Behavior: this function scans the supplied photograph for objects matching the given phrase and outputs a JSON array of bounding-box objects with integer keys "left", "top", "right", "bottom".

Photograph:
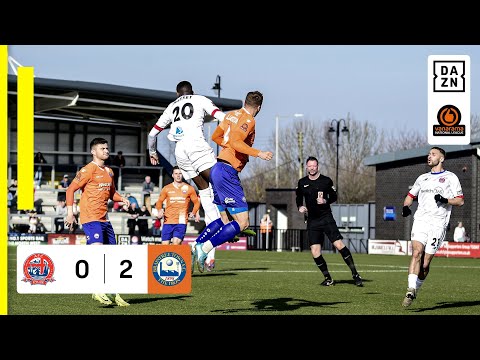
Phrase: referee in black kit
[{"left": 295, "top": 156, "right": 363, "bottom": 287}]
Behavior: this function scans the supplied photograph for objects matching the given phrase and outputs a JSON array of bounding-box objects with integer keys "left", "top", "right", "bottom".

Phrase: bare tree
[
  {"left": 241, "top": 113, "right": 480, "bottom": 204},
  {"left": 382, "top": 128, "right": 428, "bottom": 152}
]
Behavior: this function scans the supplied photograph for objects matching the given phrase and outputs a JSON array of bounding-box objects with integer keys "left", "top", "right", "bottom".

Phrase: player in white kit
[
  {"left": 400, "top": 146, "right": 464, "bottom": 307},
  {"left": 148, "top": 81, "right": 224, "bottom": 271}
]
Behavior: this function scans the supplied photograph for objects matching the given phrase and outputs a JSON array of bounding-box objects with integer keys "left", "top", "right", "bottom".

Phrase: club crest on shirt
[
  {"left": 439, "top": 177, "right": 445, "bottom": 183},
  {"left": 240, "top": 123, "right": 248, "bottom": 132},
  {"left": 181, "top": 185, "right": 189, "bottom": 193}
]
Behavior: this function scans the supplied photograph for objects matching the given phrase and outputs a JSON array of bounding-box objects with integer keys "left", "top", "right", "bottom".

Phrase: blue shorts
[
  {"left": 210, "top": 162, "right": 248, "bottom": 214},
  {"left": 162, "top": 224, "right": 187, "bottom": 241},
  {"left": 83, "top": 221, "right": 116, "bottom": 245}
]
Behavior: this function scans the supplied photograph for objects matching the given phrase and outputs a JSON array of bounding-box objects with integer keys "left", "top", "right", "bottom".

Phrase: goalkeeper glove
[
  {"left": 435, "top": 194, "right": 448, "bottom": 204},
  {"left": 401, "top": 206, "right": 411, "bottom": 217}
]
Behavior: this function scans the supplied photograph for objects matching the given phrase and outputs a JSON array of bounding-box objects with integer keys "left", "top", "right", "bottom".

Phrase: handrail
[{"left": 8, "top": 163, "right": 164, "bottom": 192}]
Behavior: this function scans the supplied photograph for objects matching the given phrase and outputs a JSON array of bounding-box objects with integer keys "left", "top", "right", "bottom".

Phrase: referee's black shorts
[{"left": 307, "top": 216, "right": 343, "bottom": 246}]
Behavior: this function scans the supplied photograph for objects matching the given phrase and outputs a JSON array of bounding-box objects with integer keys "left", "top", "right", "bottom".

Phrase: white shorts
[
  {"left": 174, "top": 139, "right": 216, "bottom": 180},
  {"left": 411, "top": 220, "right": 446, "bottom": 254}
]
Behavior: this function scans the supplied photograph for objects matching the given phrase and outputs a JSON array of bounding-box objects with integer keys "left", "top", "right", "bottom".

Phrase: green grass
[{"left": 8, "top": 247, "right": 480, "bottom": 315}]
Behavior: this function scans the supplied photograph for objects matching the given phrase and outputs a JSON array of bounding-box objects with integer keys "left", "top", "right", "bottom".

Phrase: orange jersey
[
  {"left": 72, "top": 162, "right": 116, "bottom": 224},
  {"left": 156, "top": 182, "right": 200, "bottom": 225},
  {"left": 212, "top": 107, "right": 260, "bottom": 172}
]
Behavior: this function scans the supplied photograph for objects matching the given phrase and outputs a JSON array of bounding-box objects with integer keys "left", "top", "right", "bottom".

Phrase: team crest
[
  {"left": 181, "top": 185, "right": 189, "bottom": 194},
  {"left": 152, "top": 252, "right": 187, "bottom": 286},
  {"left": 439, "top": 177, "right": 445, "bottom": 183},
  {"left": 22, "top": 253, "right": 56, "bottom": 285}
]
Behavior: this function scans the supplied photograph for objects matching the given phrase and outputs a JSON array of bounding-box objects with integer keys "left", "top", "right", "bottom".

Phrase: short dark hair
[
  {"left": 245, "top": 91, "right": 263, "bottom": 107},
  {"left": 90, "top": 137, "right": 108, "bottom": 150},
  {"left": 431, "top": 146, "right": 446, "bottom": 158},
  {"left": 176, "top": 81, "right": 193, "bottom": 96},
  {"left": 172, "top": 165, "right": 180, "bottom": 174},
  {"left": 305, "top": 156, "right": 318, "bottom": 165}
]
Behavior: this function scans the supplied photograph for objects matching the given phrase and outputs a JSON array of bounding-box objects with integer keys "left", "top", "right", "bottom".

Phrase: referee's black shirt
[{"left": 295, "top": 174, "right": 337, "bottom": 220}]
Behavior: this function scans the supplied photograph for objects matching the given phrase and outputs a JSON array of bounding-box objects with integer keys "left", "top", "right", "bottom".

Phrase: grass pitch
[{"left": 8, "top": 247, "right": 480, "bottom": 315}]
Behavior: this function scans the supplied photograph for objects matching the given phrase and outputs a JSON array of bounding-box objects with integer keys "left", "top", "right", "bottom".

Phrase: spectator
[
  {"left": 59, "top": 174, "right": 71, "bottom": 189},
  {"left": 28, "top": 210, "right": 39, "bottom": 233},
  {"left": 126, "top": 193, "right": 139, "bottom": 208},
  {"left": 34, "top": 151, "right": 47, "bottom": 165},
  {"left": 260, "top": 213, "right": 273, "bottom": 248},
  {"left": 9, "top": 179, "right": 17, "bottom": 197},
  {"left": 34, "top": 152, "right": 47, "bottom": 189},
  {"left": 112, "top": 151, "right": 126, "bottom": 168},
  {"left": 7, "top": 187, "right": 13, "bottom": 215},
  {"left": 453, "top": 221, "right": 466, "bottom": 242},
  {"left": 142, "top": 175, "right": 155, "bottom": 215},
  {"left": 125, "top": 202, "right": 140, "bottom": 235},
  {"left": 152, "top": 217, "right": 162, "bottom": 236},
  {"left": 112, "top": 151, "right": 126, "bottom": 189},
  {"left": 137, "top": 204, "right": 151, "bottom": 236},
  {"left": 55, "top": 200, "right": 68, "bottom": 233},
  {"left": 34, "top": 166, "right": 43, "bottom": 189}
]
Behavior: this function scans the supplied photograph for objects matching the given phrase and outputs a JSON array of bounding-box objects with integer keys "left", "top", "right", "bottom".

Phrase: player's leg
[
  {"left": 195, "top": 164, "right": 246, "bottom": 272},
  {"left": 413, "top": 225, "right": 445, "bottom": 300},
  {"left": 162, "top": 225, "right": 174, "bottom": 245},
  {"left": 189, "top": 143, "right": 221, "bottom": 225},
  {"left": 83, "top": 222, "right": 113, "bottom": 305},
  {"left": 308, "top": 221, "right": 334, "bottom": 286},
  {"left": 327, "top": 221, "right": 363, "bottom": 287},
  {"left": 171, "top": 224, "right": 187, "bottom": 245},
  {"left": 402, "top": 221, "right": 428, "bottom": 307},
  {"left": 102, "top": 222, "right": 130, "bottom": 306},
  {"left": 205, "top": 247, "right": 216, "bottom": 271}
]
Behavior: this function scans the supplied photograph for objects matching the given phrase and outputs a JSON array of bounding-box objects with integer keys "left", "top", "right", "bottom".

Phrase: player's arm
[
  {"left": 325, "top": 179, "right": 338, "bottom": 204},
  {"left": 65, "top": 180, "right": 81, "bottom": 230},
  {"left": 203, "top": 96, "right": 226, "bottom": 122},
  {"left": 212, "top": 123, "right": 225, "bottom": 147},
  {"left": 148, "top": 111, "right": 172, "bottom": 165},
  {"left": 189, "top": 189, "right": 201, "bottom": 222},
  {"left": 229, "top": 124, "right": 273, "bottom": 161},
  {"left": 295, "top": 181, "right": 307, "bottom": 213},
  {"left": 155, "top": 188, "right": 167, "bottom": 218}
]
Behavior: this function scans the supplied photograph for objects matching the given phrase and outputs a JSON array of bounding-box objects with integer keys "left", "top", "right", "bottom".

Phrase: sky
[{"left": 8, "top": 45, "right": 480, "bottom": 151}]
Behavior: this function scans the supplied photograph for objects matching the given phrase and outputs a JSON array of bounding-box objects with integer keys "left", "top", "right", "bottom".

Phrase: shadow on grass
[
  {"left": 210, "top": 297, "right": 349, "bottom": 314},
  {"left": 411, "top": 300, "right": 480, "bottom": 313},
  {"left": 124, "top": 295, "right": 192, "bottom": 305},
  {"left": 323, "top": 278, "right": 371, "bottom": 286},
  {"left": 192, "top": 268, "right": 270, "bottom": 277}
]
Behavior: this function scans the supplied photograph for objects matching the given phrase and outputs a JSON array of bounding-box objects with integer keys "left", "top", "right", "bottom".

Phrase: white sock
[
  {"left": 408, "top": 274, "right": 418, "bottom": 289},
  {"left": 206, "top": 247, "right": 216, "bottom": 262},
  {"left": 415, "top": 278, "right": 424, "bottom": 295},
  {"left": 198, "top": 185, "right": 220, "bottom": 225},
  {"left": 202, "top": 240, "right": 214, "bottom": 253}
]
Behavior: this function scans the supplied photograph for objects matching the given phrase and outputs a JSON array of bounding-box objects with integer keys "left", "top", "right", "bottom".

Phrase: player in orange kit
[
  {"left": 156, "top": 166, "right": 201, "bottom": 245},
  {"left": 64, "top": 137, "right": 131, "bottom": 306},
  {"left": 194, "top": 91, "right": 273, "bottom": 272}
]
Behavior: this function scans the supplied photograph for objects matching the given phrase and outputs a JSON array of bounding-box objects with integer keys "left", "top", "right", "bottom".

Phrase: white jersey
[
  {"left": 409, "top": 170, "right": 463, "bottom": 228},
  {"left": 156, "top": 94, "right": 223, "bottom": 142}
]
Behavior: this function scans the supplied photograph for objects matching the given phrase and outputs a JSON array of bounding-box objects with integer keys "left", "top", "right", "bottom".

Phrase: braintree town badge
[
  {"left": 152, "top": 252, "right": 186, "bottom": 286},
  {"left": 22, "top": 253, "right": 55, "bottom": 285}
]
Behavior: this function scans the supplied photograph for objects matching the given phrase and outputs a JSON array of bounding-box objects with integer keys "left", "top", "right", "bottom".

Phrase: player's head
[
  {"left": 244, "top": 91, "right": 263, "bottom": 117},
  {"left": 428, "top": 146, "right": 446, "bottom": 168},
  {"left": 90, "top": 137, "right": 110, "bottom": 162},
  {"left": 172, "top": 165, "right": 183, "bottom": 183},
  {"left": 176, "top": 81, "right": 194, "bottom": 96},
  {"left": 305, "top": 156, "right": 319, "bottom": 176}
]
